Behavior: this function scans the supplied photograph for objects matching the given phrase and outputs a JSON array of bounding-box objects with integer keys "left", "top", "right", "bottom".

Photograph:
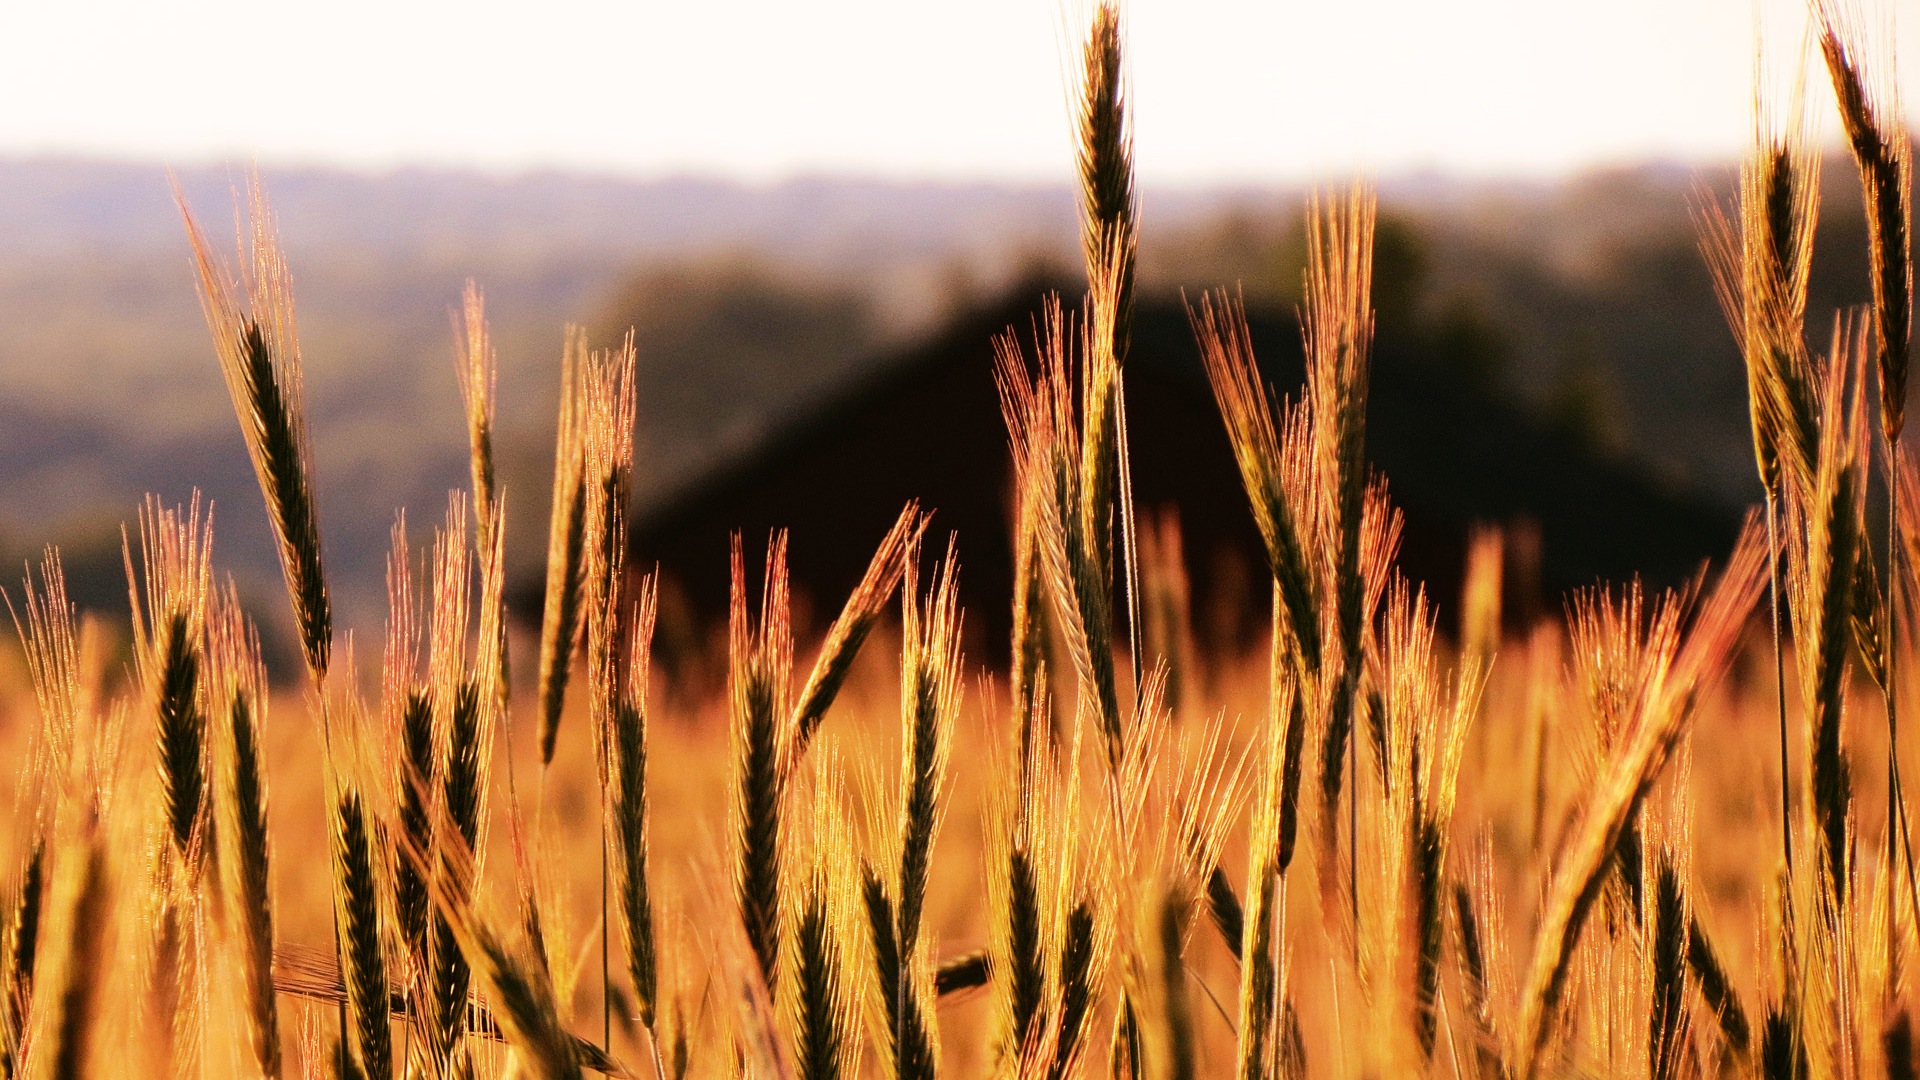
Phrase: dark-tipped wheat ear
[
  {"left": 126, "top": 496, "right": 215, "bottom": 872},
  {"left": 179, "top": 178, "right": 332, "bottom": 685},
  {"left": 456, "top": 280, "right": 511, "bottom": 707},
  {"left": 536, "top": 329, "right": 594, "bottom": 765},
  {"left": 1792, "top": 323, "right": 1869, "bottom": 908},
  {"left": 209, "top": 586, "right": 281, "bottom": 1078},
  {"left": 1699, "top": 93, "right": 1821, "bottom": 888},
  {"left": 0, "top": 838, "right": 44, "bottom": 1080},
  {"left": 788, "top": 504, "right": 924, "bottom": 771},
  {"left": 1817, "top": 0, "right": 1920, "bottom": 944},
  {"left": 731, "top": 534, "right": 793, "bottom": 987},
  {"left": 331, "top": 788, "right": 390, "bottom": 1080},
  {"left": 606, "top": 577, "right": 661, "bottom": 1039}
]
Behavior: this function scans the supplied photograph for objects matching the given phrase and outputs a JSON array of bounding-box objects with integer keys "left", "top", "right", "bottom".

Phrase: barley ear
[
  {"left": 607, "top": 577, "right": 661, "bottom": 1029},
  {"left": 731, "top": 533, "right": 793, "bottom": 987},
  {"left": 789, "top": 503, "right": 924, "bottom": 771},
  {"left": 0, "top": 838, "right": 45, "bottom": 1080},
  {"left": 331, "top": 788, "right": 390, "bottom": 1080},
  {"left": 789, "top": 758, "right": 859, "bottom": 1080},
  {"left": 455, "top": 280, "right": 511, "bottom": 705},
  {"left": 1076, "top": 0, "right": 1135, "bottom": 363},
  {"left": 1817, "top": 0, "right": 1911, "bottom": 442},
  {"left": 126, "top": 495, "right": 215, "bottom": 871},
  {"left": 1189, "top": 292, "right": 1321, "bottom": 676},
  {"left": 1687, "top": 909, "right": 1750, "bottom": 1057},
  {"left": 536, "top": 329, "right": 594, "bottom": 764},
  {"left": 179, "top": 178, "right": 332, "bottom": 683},
  {"left": 208, "top": 586, "right": 281, "bottom": 1078}
]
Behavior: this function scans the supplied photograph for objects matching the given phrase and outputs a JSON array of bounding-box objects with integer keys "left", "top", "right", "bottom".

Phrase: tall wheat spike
[
  {"left": 1788, "top": 319, "right": 1870, "bottom": 909},
  {"left": 1076, "top": 0, "right": 1134, "bottom": 369},
  {"left": 126, "top": 496, "right": 215, "bottom": 871},
  {"left": 1699, "top": 66, "right": 1823, "bottom": 899},
  {"left": 864, "top": 542, "right": 959, "bottom": 1080},
  {"left": 425, "top": 567, "right": 493, "bottom": 1076},
  {"left": 574, "top": 332, "right": 639, "bottom": 1052},
  {"left": 731, "top": 533, "right": 795, "bottom": 987},
  {"left": 207, "top": 584, "right": 281, "bottom": 1078},
  {"left": 1818, "top": 0, "right": 1911, "bottom": 444},
  {"left": 1072, "top": 0, "right": 1143, "bottom": 724},
  {"left": 179, "top": 177, "right": 332, "bottom": 684},
  {"left": 455, "top": 281, "right": 511, "bottom": 708},
  {"left": 894, "top": 542, "right": 960, "bottom": 967},
  {"left": 537, "top": 329, "right": 596, "bottom": 765},
  {"left": 604, "top": 576, "right": 661, "bottom": 1036},
  {"left": 381, "top": 518, "right": 439, "bottom": 1022},
  {"left": 331, "top": 785, "right": 390, "bottom": 1080},
  {"left": 1371, "top": 583, "right": 1480, "bottom": 1071},
  {"left": 1816, "top": 0, "right": 1920, "bottom": 947},
  {"left": 789, "top": 753, "right": 860, "bottom": 1080},
  {"left": 788, "top": 504, "right": 924, "bottom": 772}
]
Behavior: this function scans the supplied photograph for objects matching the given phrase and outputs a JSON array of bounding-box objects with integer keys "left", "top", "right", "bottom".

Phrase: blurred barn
[{"left": 621, "top": 278, "right": 1741, "bottom": 666}]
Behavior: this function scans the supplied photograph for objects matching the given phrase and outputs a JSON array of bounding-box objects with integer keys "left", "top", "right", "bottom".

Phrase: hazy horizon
[{"left": 7, "top": 0, "right": 1915, "bottom": 185}]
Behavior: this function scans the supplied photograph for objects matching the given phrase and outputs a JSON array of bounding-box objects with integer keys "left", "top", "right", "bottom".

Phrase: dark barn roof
[{"left": 625, "top": 280, "right": 1741, "bottom": 660}]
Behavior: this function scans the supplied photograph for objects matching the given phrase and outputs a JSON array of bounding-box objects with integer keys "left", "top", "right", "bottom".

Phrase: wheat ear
[
  {"left": 788, "top": 504, "right": 924, "bottom": 772},
  {"left": 455, "top": 281, "right": 511, "bottom": 708},
  {"left": 179, "top": 177, "right": 332, "bottom": 684},
  {"left": 606, "top": 577, "right": 661, "bottom": 1032},
  {"left": 731, "top": 533, "right": 794, "bottom": 987},
  {"left": 1513, "top": 522, "right": 1765, "bottom": 1075},
  {"left": 207, "top": 585, "right": 281, "bottom": 1078},
  {"left": 126, "top": 496, "right": 215, "bottom": 871},
  {"left": 536, "top": 329, "right": 595, "bottom": 764}
]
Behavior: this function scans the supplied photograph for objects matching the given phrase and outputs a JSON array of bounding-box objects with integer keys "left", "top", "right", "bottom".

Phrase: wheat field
[{"left": 6, "top": 3, "right": 1920, "bottom": 1078}]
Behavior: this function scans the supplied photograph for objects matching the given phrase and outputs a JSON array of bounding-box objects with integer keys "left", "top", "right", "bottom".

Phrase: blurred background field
[{"left": 4, "top": 155, "right": 1900, "bottom": 652}]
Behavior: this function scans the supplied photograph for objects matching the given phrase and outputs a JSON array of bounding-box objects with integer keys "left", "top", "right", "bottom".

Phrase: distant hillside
[
  {"left": 0, "top": 155, "right": 1890, "bottom": 652},
  {"left": 626, "top": 282, "right": 1741, "bottom": 667}
]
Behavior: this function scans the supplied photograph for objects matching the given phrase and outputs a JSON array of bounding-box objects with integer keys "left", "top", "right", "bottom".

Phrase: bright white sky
[{"left": 2, "top": 0, "right": 1914, "bottom": 184}]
